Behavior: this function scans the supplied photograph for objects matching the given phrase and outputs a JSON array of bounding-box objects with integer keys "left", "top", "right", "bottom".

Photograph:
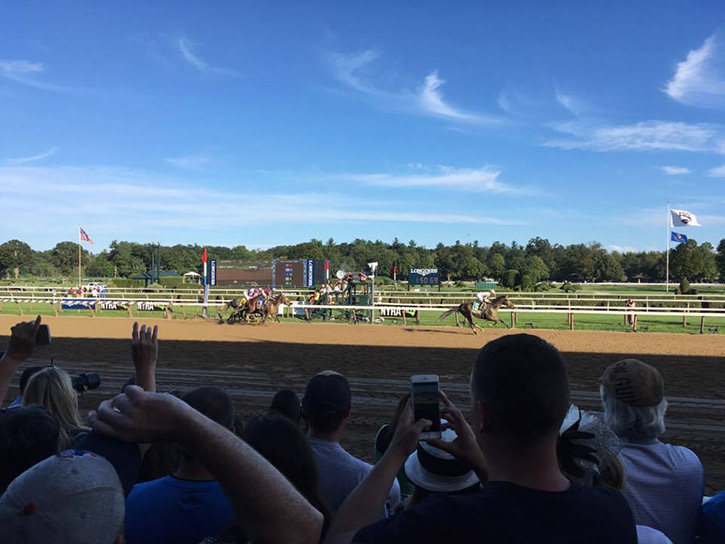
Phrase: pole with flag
[
  {"left": 666, "top": 203, "right": 670, "bottom": 293},
  {"left": 201, "top": 247, "right": 209, "bottom": 318},
  {"left": 78, "top": 227, "right": 94, "bottom": 288},
  {"left": 666, "top": 206, "right": 701, "bottom": 292}
]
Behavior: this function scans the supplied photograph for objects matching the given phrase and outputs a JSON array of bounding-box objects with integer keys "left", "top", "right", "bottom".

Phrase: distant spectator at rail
[
  {"left": 8, "top": 365, "right": 46, "bottom": 408},
  {"left": 22, "top": 366, "right": 89, "bottom": 448},
  {"left": 600, "top": 359, "right": 704, "bottom": 543},
  {"left": 243, "top": 414, "right": 331, "bottom": 538},
  {"left": 0, "top": 404, "right": 61, "bottom": 493},
  {"left": 325, "top": 334, "right": 637, "bottom": 543},
  {"left": 124, "top": 387, "right": 235, "bottom": 544},
  {"left": 374, "top": 393, "right": 415, "bottom": 503},
  {"left": 269, "top": 389, "right": 301, "bottom": 425},
  {"left": 303, "top": 371, "right": 400, "bottom": 517}
]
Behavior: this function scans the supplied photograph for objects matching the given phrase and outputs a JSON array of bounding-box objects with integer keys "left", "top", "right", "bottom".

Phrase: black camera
[{"left": 71, "top": 372, "right": 101, "bottom": 393}]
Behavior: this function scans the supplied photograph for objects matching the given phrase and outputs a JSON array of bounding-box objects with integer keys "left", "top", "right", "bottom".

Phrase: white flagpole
[{"left": 665, "top": 203, "right": 670, "bottom": 293}]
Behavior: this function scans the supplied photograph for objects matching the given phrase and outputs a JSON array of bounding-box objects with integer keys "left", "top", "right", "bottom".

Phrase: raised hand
[
  {"left": 131, "top": 322, "right": 158, "bottom": 392},
  {"left": 6, "top": 315, "right": 42, "bottom": 363},
  {"left": 89, "top": 385, "right": 192, "bottom": 444},
  {"left": 426, "top": 390, "right": 488, "bottom": 480},
  {"left": 387, "top": 398, "right": 432, "bottom": 461}
]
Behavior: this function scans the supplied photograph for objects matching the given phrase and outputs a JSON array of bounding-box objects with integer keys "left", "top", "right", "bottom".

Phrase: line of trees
[{"left": 1, "top": 237, "right": 724, "bottom": 285}]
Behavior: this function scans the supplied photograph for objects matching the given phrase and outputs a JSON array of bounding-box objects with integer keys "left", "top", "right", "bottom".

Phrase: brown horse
[
  {"left": 261, "top": 293, "right": 291, "bottom": 323},
  {"left": 437, "top": 295, "right": 515, "bottom": 334}
]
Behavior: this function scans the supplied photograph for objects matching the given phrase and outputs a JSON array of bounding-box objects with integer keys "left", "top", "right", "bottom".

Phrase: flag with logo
[
  {"left": 79, "top": 227, "right": 94, "bottom": 245},
  {"left": 671, "top": 231, "right": 688, "bottom": 244},
  {"left": 670, "top": 209, "right": 701, "bottom": 227}
]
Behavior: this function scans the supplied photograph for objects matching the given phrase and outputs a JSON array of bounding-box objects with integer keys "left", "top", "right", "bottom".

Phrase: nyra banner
[
  {"left": 136, "top": 301, "right": 169, "bottom": 312},
  {"left": 61, "top": 299, "right": 97, "bottom": 310}
]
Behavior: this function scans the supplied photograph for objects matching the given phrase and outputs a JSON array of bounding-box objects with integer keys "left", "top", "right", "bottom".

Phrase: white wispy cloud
[
  {"left": 0, "top": 59, "right": 63, "bottom": 91},
  {"left": 5, "top": 146, "right": 57, "bottom": 165},
  {"left": 546, "top": 120, "right": 720, "bottom": 152},
  {"left": 344, "top": 166, "right": 527, "bottom": 194},
  {"left": 0, "top": 165, "right": 524, "bottom": 241},
  {"left": 555, "top": 91, "right": 587, "bottom": 116},
  {"left": 708, "top": 165, "right": 725, "bottom": 177},
  {"left": 665, "top": 35, "right": 725, "bottom": 107},
  {"left": 326, "top": 49, "right": 501, "bottom": 124},
  {"left": 659, "top": 165, "right": 691, "bottom": 175},
  {"left": 164, "top": 154, "right": 210, "bottom": 171},
  {"left": 176, "top": 38, "right": 238, "bottom": 76}
]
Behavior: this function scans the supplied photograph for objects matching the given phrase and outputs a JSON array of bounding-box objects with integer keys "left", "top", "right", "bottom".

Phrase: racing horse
[
  {"left": 217, "top": 296, "right": 247, "bottom": 323},
  {"left": 436, "top": 295, "right": 516, "bottom": 335},
  {"left": 261, "top": 293, "right": 291, "bottom": 323}
]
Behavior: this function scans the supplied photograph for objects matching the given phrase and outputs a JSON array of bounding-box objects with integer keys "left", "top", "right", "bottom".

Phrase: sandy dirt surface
[{"left": 2, "top": 315, "right": 725, "bottom": 493}]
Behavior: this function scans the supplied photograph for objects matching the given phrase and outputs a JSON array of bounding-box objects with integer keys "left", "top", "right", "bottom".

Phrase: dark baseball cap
[
  {"left": 302, "top": 371, "right": 351, "bottom": 415},
  {"left": 600, "top": 359, "right": 665, "bottom": 407}
]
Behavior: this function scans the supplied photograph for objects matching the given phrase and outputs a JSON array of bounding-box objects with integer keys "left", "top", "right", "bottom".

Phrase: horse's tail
[{"left": 437, "top": 307, "right": 458, "bottom": 322}]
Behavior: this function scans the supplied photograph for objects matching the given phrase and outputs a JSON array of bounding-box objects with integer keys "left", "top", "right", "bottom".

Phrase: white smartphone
[{"left": 410, "top": 374, "right": 442, "bottom": 440}]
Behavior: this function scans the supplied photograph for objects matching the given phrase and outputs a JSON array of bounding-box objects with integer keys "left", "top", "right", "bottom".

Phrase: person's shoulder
[
  {"left": 127, "top": 476, "right": 171, "bottom": 501},
  {"left": 354, "top": 494, "right": 465, "bottom": 543}
]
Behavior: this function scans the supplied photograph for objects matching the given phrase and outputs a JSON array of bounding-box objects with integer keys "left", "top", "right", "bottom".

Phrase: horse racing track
[{"left": 2, "top": 315, "right": 725, "bottom": 494}]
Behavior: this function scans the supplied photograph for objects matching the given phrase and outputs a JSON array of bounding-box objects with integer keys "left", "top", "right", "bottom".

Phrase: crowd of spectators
[{"left": 0, "top": 315, "right": 723, "bottom": 543}]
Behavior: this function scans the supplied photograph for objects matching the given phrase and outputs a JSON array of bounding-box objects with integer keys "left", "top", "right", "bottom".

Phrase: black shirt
[{"left": 354, "top": 481, "right": 637, "bottom": 543}]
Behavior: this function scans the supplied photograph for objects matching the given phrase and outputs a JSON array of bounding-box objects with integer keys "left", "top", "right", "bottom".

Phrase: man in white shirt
[{"left": 600, "top": 359, "right": 704, "bottom": 544}]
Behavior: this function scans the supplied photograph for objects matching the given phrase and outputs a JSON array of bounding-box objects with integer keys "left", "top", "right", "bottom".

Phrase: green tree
[
  {"left": 717, "top": 239, "right": 725, "bottom": 281},
  {"left": 87, "top": 253, "right": 115, "bottom": 277},
  {"left": 487, "top": 253, "right": 506, "bottom": 280},
  {"left": 670, "top": 239, "right": 717, "bottom": 281},
  {"left": 501, "top": 269, "right": 519, "bottom": 288},
  {"left": 50, "top": 241, "right": 90, "bottom": 276},
  {"left": 0, "top": 240, "right": 34, "bottom": 279},
  {"left": 521, "top": 256, "right": 549, "bottom": 283}
]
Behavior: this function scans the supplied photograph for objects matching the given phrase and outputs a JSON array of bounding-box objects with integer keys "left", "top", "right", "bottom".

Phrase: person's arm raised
[
  {"left": 130, "top": 322, "right": 158, "bottom": 392},
  {"left": 426, "top": 390, "right": 488, "bottom": 482},
  {"left": 0, "top": 316, "right": 41, "bottom": 407},
  {"left": 324, "top": 400, "right": 430, "bottom": 544},
  {"left": 89, "top": 386, "right": 322, "bottom": 544}
]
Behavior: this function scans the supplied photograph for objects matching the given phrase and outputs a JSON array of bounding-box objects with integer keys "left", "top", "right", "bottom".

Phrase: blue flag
[{"left": 671, "top": 231, "right": 688, "bottom": 244}]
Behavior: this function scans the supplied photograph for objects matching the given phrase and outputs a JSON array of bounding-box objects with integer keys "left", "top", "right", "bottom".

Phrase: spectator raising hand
[
  {"left": 0, "top": 315, "right": 42, "bottom": 407},
  {"left": 89, "top": 386, "right": 324, "bottom": 544},
  {"left": 131, "top": 322, "right": 158, "bottom": 392}
]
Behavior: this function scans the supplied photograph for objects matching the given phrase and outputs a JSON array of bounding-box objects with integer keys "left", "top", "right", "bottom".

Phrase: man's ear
[{"left": 476, "top": 400, "right": 495, "bottom": 434}]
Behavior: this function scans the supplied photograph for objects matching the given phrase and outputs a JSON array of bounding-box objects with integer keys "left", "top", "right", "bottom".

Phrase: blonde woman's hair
[{"left": 23, "top": 366, "right": 87, "bottom": 448}]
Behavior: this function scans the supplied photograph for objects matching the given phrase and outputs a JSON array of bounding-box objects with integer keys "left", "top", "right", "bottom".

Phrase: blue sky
[{"left": 2, "top": 1, "right": 725, "bottom": 252}]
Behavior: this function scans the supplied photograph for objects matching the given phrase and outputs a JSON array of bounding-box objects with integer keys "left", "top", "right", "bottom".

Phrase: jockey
[{"left": 476, "top": 289, "right": 496, "bottom": 307}]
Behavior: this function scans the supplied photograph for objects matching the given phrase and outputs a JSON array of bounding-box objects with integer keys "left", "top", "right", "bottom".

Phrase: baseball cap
[
  {"left": 404, "top": 426, "right": 480, "bottom": 493},
  {"left": 0, "top": 450, "right": 125, "bottom": 544},
  {"left": 302, "top": 371, "right": 351, "bottom": 414},
  {"left": 600, "top": 359, "right": 665, "bottom": 407}
]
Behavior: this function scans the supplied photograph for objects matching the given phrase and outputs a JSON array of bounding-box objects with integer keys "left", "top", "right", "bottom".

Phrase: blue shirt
[
  {"left": 124, "top": 476, "right": 233, "bottom": 544},
  {"left": 701, "top": 492, "right": 725, "bottom": 543}
]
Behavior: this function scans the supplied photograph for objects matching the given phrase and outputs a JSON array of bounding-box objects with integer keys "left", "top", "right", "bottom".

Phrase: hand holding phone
[{"left": 411, "top": 374, "right": 441, "bottom": 440}]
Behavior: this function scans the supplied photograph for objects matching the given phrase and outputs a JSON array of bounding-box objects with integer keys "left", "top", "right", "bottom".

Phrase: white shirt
[{"left": 620, "top": 439, "right": 704, "bottom": 544}]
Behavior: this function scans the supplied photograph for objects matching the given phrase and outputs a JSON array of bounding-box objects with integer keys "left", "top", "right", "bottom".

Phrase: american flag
[{"left": 79, "top": 227, "right": 94, "bottom": 245}]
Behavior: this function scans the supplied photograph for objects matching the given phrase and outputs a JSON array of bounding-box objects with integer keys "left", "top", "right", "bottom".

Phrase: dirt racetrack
[{"left": 2, "top": 315, "right": 725, "bottom": 493}]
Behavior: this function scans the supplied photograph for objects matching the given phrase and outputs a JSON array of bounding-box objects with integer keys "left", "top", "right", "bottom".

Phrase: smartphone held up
[{"left": 410, "top": 374, "right": 441, "bottom": 440}]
